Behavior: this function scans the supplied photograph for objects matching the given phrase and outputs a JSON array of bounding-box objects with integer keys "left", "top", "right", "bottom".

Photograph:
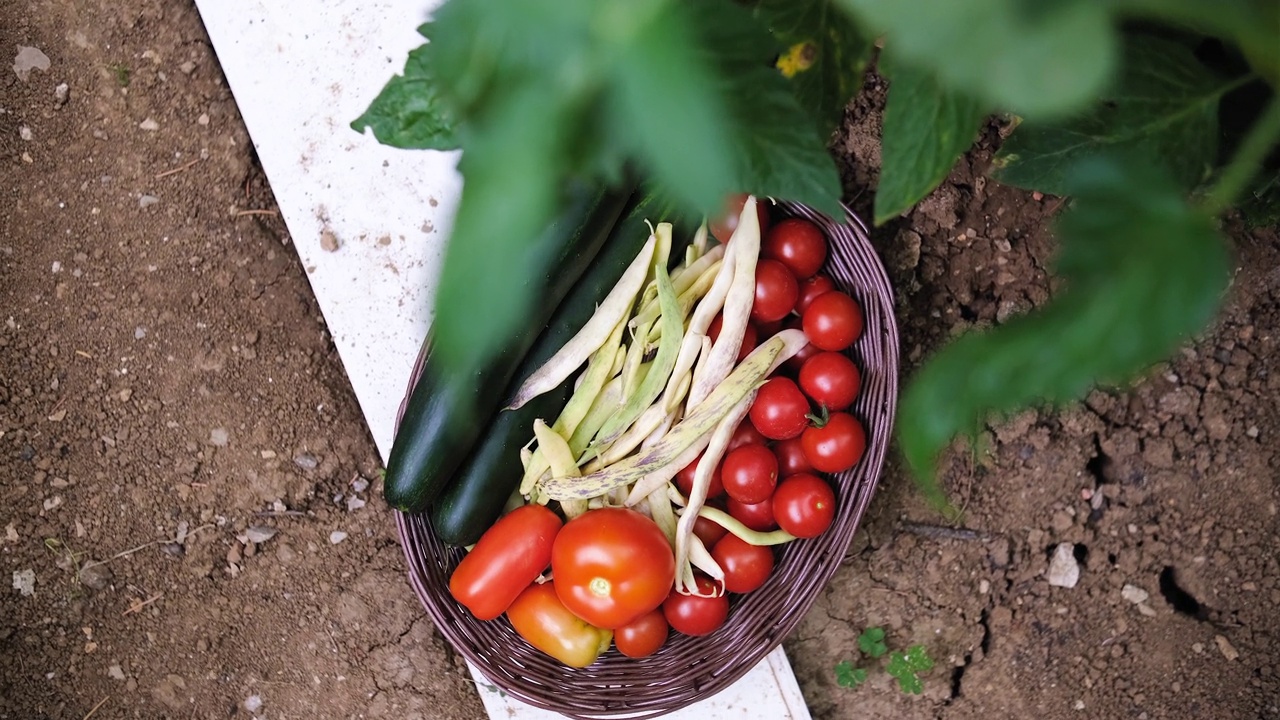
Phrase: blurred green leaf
[
  {"left": 857, "top": 626, "right": 888, "bottom": 658},
  {"left": 834, "top": 661, "right": 868, "bottom": 688},
  {"left": 993, "top": 35, "right": 1240, "bottom": 196},
  {"left": 349, "top": 44, "right": 459, "bottom": 150},
  {"left": 835, "top": 0, "right": 1117, "bottom": 117},
  {"left": 695, "top": 0, "right": 844, "bottom": 214},
  {"left": 753, "top": 0, "right": 873, "bottom": 136},
  {"left": 1116, "top": 0, "right": 1280, "bottom": 87},
  {"left": 898, "top": 156, "right": 1231, "bottom": 501},
  {"left": 609, "top": 1, "right": 735, "bottom": 213},
  {"left": 875, "top": 59, "right": 987, "bottom": 224}
]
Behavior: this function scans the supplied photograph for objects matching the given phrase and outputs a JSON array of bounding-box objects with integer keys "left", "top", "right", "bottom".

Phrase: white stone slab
[{"left": 193, "top": 1, "right": 812, "bottom": 717}]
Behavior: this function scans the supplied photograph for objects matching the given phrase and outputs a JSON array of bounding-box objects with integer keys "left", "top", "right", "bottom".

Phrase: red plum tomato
[{"left": 448, "top": 504, "right": 562, "bottom": 621}]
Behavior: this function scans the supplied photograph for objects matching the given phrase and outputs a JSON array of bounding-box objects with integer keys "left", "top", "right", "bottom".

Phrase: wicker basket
[{"left": 394, "top": 199, "right": 899, "bottom": 719}]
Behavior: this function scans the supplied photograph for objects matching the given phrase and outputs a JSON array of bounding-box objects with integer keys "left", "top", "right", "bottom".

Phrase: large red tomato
[{"left": 552, "top": 508, "right": 676, "bottom": 629}]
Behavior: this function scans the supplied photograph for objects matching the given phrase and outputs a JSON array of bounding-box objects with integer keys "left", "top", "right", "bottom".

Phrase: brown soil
[{"left": 2, "top": 3, "right": 1277, "bottom": 720}]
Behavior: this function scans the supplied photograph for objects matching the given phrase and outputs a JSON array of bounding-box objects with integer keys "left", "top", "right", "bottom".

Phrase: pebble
[
  {"left": 12, "top": 569, "right": 36, "bottom": 597},
  {"left": 180, "top": 60, "right": 197, "bottom": 75},
  {"left": 13, "top": 46, "right": 51, "bottom": 81},
  {"left": 320, "top": 229, "right": 341, "bottom": 252},
  {"left": 1046, "top": 543, "right": 1080, "bottom": 588},
  {"left": 198, "top": 113, "right": 209, "bottom": 126},
  {"left": 1073, "top": 700, "right": 1085, "bottom": 710},
  {"left": 244, "top": 695, "right": 263, "bottom": 712},
  {"left": 1247, "top": 425, "right": 1259, "bottom": 438},
  {"left": 979, "top": 579, "right": 990, "bottom": 594},
  {"left": 209, "top": 428, "right": 230, "bottom": 447},
  {"left": 79, "top": 563, "right": 112, "bottom": 591},
  {"left": 351, "top": 478, "right": 369, "bottom": 493},
  {"left": 1215, "top": 635, "right": 1239, "bottom": 661},
  {"left": 134, "top": 326, "right": 147, "bottom": 339},
  {"left": 54, "top": 82, "right": 69, "bottom": 107},
  {"left": 138, "top": 194, "right": 160, "bottom": 208},
  {"left": 1192, "top": 642, "right": 1204, "bottom": 654},
  {"left": 139, "top": 118, "right": 160, "bottom": 131},
  {"left": 108, "top": 664, "right": 126, "bottom": 680},
  {"left": 345, "top": 496, "right": 366, "bottom": 512},
  {"left": 1121, "top": 584, "right": 1149, "bottom": 604},
  {"left": 19, "top": 126, "right": 32, "bottom": 141},
  {"left": 244, "top": 526, "right": 278, "bottom": 544},
  {"left": 293, "top": 453, "right": 319, "bottom": 470},
  {"left": 329, "top": 530, "right": 348, "bottom": 545},
  {"left": 1137, "top": 603, "right": 1157, "bottom": 617}
]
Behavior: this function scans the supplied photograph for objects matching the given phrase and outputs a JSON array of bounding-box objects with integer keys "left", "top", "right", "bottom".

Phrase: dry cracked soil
[{"left": 2, "top": 2, "right": 1278, "bottom": 719}]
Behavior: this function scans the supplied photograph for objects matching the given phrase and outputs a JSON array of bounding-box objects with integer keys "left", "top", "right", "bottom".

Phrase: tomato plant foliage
[{"left": 355, "top": 0, "right": 1280, "bottom": 505}]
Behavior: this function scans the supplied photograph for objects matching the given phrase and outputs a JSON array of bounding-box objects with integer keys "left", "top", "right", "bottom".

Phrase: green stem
[{"left": 1203, "top": 93, "right": 1280, "bottom": 216}]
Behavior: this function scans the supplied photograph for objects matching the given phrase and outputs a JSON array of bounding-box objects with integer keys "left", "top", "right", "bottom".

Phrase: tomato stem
[{"left": 805, "top": 403, "right": 830, "bottom": 429}]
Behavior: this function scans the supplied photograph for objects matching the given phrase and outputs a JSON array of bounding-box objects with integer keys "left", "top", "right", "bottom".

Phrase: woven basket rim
[{"left": 394, "top": 198, "right": 900, "bottom": 719}]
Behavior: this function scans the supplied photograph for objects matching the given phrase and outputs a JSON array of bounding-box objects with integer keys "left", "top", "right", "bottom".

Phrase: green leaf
[
  {"left": 609, "top": 1, "right": 735, "bottom": 213},
  {"left": 886, "top": 652, "right": 925, "bottom": 694},
  {"left": 834, "top": 661, "right": 868, "bottom": 688},
  {"left": 694, "top": 0, "right": 844, "bottom": 214},
  {"left": 874, "top": 58, "right": 987, "bottom": 224},
  {"left": 835, "top": 0, "right": 1116, "bottom": 118},
  {"left": 903, "top": 645, "right": 935, "bottom": 672},
  {"left": 753, "top": 0, "right": 873, "bottom": 136},
  {"left": 857, "top": 626, "right": 888, "bottom": 658},
  {"left": 898, "top": 156, "right": 1231, "bottom": 500},
  {"left": 429, "top": 81, "right": 571, "bottom": 376},
  {"left": 349, "top": 43, "right": 459, "bottom": 150},
  {"left": 993, "top": 35, "right": 1239, "bottom": 196}
]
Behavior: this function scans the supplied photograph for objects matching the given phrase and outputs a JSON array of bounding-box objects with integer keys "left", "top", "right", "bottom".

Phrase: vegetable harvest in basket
[{"left": 409, "top": 195, "right": 872, "bottom": 667}]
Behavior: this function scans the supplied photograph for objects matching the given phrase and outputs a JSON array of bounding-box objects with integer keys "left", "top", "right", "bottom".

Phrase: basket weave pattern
[{"left": 394, "top": 200, "right": 899, "bottom": 719}]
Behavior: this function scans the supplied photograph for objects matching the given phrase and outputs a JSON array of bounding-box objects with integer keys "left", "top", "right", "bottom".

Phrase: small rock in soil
[
  {"left": 351, "top": 477, "right": 369, "bottom": 493},
  {"left": 139, "top": 118, "right": 160, "bottom": 131},
  {"left": 1046, "top": 543, "right": 1080, "bottom": 588},
  {"left": 78, "top": 563, "right": 112, "bottom": 591},
  {"left": 244, "top": 695, "right": 263, "bottom": 712},
  {"left": 12, "top": 569, "right": 36, "bottom": 597},
  {"left": 13, "top": 46, "right": 51, "bottom": 81},
  {"left": 244, "top": 525, "right": 277, "bottom": 544},
  {"left": 138, "top": 194, "right": 160, "bottom": 208},
  {"left": 209, "top": 427, "right": 230, "bottom": 447},
  {"left": 1121, "top": 584, "right": 1150, "bottom": 604},
  {"left": 329, "top": 530, "right": 348, "bottom": 545},
  {"left": 53, "top": 82, "right": 68, "bottom": 107},
  {"left": 293, "top": 453, "right": 318, "bottom": 470},
  {"left": 19, "top": 126, "right": 32, "bottom": 141},
  {"left": 320, "top": 228, "right": 341, "bottom": 252},
  {"left": 1215, "top": 635, "right": 1240, "bottom": 661},
  {"left": 160, "top": 543, "right": 184, "bottom": 557},
  {"left": 108, "top": 664, "right": 126, "bottom": 680}
]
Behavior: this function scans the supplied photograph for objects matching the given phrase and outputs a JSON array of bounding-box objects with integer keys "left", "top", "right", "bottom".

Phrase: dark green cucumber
[
  {"left": 430, "top": 191, "right": 693, "bottom": 545},
  {"left": 384, "top": 182, "right": 635, "bottom": 513}
]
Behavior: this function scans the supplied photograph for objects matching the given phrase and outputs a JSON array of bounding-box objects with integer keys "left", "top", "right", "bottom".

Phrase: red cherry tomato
[
  {"left": 802, "top": 291, "right": 864, "bottom": 352},
  {"left": 800, "top": 412, "right": 867, "bottom": 474},
  {"left": 449, "top": 504, "right": 562, "bottom": 620},
  {"left": 762, "top": 218, "right": 827, "bottom": 280},
  {"left": 708, "top": 312, "right": 758, "bottom": 362},
  {"left": 751, "top": 260, "right": 799, "bottom": 324},
  {"left": 662, "top": 576, "right": 729, "bottom": 636},
  {"left": 748, "top": 377, "right": 811, "bottom": 440},
  {"left": 675, "top": 452, "right": 724, "bottom": 500},
  {"left": 772, "top": 436, "right": 815, "bottom": 477},
  {"left": 507, "top": 581, "right": 613, "bottom": 668},
  {"left": 720, "top": 444, "right": 778, "bottom": 505},
  {"left": 708, "top": 194, "right": 771, "bottom": 244},
  {"left": 728, "top": 420, "right": 770, "bottom": 452},
  {"left": 795, "top": 274, "right": 836, "bottom": 315},
  {"left": 711, "top": 534, "right": 775, "bottom": 594},
  {"left": 798, "top": 352, "right": 862, "bottom": 411},
  {"left": 613, "top": 608, "right": 669, "bottom": 658},
  {"left": 692, "top": 513, "right": 729, "bottom": 549},
  {"left": 552, "top": 508, "right": 676, "bottom": 629},
  {"left": 772, "top": 473, "right": 836, "bottom": 538},
  {"left": 727, "top": 495, "right": 777, "bottom": 531}
]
